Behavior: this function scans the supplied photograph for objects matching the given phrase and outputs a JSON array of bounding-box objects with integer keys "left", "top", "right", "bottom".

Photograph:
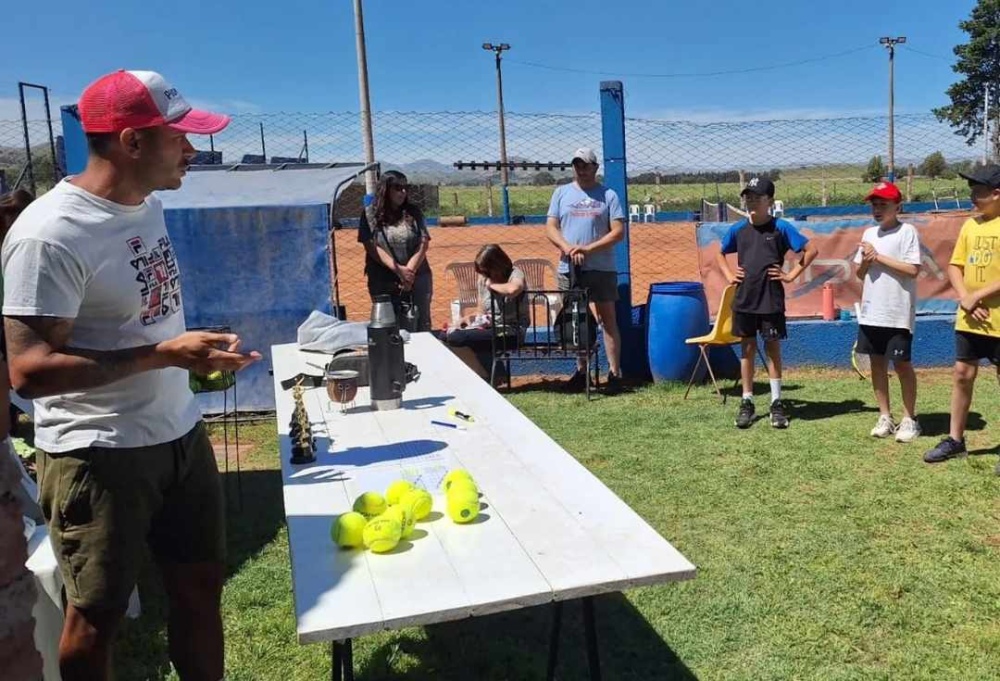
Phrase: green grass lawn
[
  {"left": 114, "top": 369, "right": 1000, "bottom": 680},
  {"left": 435, "top": 176, "right": 968, "bottom": 217}
]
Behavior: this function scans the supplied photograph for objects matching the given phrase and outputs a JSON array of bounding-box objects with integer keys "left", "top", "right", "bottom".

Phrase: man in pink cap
[{"left": 2, "top": 70, "right": 259, "bottom": 680}]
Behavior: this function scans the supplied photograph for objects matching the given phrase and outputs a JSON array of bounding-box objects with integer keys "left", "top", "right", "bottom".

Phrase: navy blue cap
[
  {"left": 959, "top": 164, "right": 1000, "bottom": 189},
  {"left": 740, "top": 177, "right": 775, "bottom": 198}
]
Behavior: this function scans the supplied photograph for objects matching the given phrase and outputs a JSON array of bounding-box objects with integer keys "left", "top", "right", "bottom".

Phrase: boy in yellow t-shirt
[{"left": 924, "top": 165, "right": 1000, "bottom": 471}]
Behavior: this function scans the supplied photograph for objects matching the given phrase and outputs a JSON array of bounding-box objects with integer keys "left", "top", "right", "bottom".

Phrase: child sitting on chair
[{"left": 445, "top": 244, "right": 528, "bottom": 382}]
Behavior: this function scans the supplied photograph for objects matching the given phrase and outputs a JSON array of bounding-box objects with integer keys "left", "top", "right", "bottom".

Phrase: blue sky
[{"left": 1, "top": 0, "right": 975, "bottom": 121}]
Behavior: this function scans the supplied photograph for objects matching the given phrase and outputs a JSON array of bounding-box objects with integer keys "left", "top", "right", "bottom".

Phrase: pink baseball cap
[
  {"left": 78, "top": 70, "right": 230, "bottom": 135},
  {"left": 865, "top": 181, "right": 903, "bottom": 202}
]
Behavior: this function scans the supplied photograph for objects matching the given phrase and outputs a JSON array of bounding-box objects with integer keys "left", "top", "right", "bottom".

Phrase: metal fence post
[
  {"left": 599, "top": 81, "right": 645, "bottom": 379},
  {"left": 60, "top": 105, "right": 88, "bottom": 176}
]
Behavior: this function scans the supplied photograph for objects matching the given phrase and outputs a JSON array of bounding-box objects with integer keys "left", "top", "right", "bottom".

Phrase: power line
[
  {"left": 505, "top": 44, "right": 877, "bottom": 79},
  {"left": 899, "top": 45, "right": 955, "bottom": 62}
]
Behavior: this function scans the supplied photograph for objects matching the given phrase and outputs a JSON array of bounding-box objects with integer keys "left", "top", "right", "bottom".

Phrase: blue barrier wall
[
  {"left": 775, "top": 315, "right": 956, "bottom": 368},
  {"left": 165, "top": 205, "right": 332, "bottom": 412}
]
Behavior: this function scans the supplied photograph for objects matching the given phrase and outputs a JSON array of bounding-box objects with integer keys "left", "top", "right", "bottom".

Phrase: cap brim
[
  {"left": 167, "top": 109, "right": 230, "bottom": 135},
  {"left": 740, "top": 188, "right": 768, "bottom": 197},
  {"left": 865, "top": 191, "right": 901, "bottom": 202}
]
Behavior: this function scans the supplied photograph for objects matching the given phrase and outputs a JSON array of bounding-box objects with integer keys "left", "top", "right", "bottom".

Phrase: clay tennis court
[{"left": 332, "top": 221, "right": 701, "bottom": 326}]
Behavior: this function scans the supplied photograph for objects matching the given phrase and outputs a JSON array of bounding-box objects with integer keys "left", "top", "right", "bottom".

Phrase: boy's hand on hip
[
  {"left": 767, "top": 265, "right": 793, "bottom": 283},
  {"left": 728, "top": 266, "right": 745, "bottom": 285}
]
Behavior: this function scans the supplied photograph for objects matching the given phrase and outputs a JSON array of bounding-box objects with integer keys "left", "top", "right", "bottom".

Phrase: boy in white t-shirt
[{"left": 853, "top": 181, "right": 923, "bottom": 442}]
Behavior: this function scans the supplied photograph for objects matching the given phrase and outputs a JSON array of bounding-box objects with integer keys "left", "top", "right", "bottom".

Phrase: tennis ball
[
  {"left": 330, "top": 512, "right": 368, "bottom": 549},
  {"left": 446, "top": 478, "right": 479, "bottom": 498},
  {"left": 363, "top": 516, "right": 402, "bottom": 553},
  {"left": 401, "top": 488, "right": 433, "bottom": 521},
  {"left": 385, "top": 504, "right": 416, "bottom": 539},
  {"left": 441, "top": 469, "right": 475, "bottom": 493},
  {"left": 385, "top": 479, "right": 415, "bottom": 506},
  {"left": 353, "top": 492, "right": 387, "bottom": 519},
  {"left": 446, "top": 489, "right": 480, "bottom": 524}
]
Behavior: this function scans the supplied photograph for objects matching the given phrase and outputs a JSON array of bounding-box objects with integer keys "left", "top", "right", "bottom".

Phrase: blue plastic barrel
[{"left": 646, "top": 282, "right": 710, "bottom": 383}]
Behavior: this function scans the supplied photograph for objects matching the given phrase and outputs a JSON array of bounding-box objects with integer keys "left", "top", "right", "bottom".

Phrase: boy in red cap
[
  {"left": 854, "top": 181, "right": 922, "bottom": 442},
  {"left": 924, "top": 164, "right": 1000, "bottom": 471}
]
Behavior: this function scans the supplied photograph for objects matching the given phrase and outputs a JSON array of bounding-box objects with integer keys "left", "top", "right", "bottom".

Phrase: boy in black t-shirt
[{"left": 716, "top": 178, "right": 817, "bottom": 428}]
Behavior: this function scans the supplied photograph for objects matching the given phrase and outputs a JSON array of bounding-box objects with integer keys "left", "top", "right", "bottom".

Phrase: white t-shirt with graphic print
[
  {"left": 853, "top": 221, "right": 922, "bottom": 332},
  {"left": 2, "top": 179, "right": 200, "bottom": 453}
]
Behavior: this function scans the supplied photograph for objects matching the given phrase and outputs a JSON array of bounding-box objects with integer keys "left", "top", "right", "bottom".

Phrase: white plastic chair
[
  {"left": 628, "top": 204, "right": 641, "bottom": 222},
  {"left": 772, "top": 200, "right": 785, "bottom": 218},
  {"left": 643, "top": 204, "right": 656, "bottom": 222}
]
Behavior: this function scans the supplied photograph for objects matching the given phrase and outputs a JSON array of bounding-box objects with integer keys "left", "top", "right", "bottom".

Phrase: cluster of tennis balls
[{"left": 330, "top": 469, "right": 482, "bottom": 554}]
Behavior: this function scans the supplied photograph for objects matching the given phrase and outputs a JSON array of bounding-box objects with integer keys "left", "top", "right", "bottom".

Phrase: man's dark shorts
[
  {"left": 857, "top": 325, "right": 913, "bottom": 362},
  {"left": 557, "top": 270, "right": 619, "bottom": 303},
  {"left": 733, "top": 311, "right": 787, "bottom": 341},
  {"left": 37, "top": 421, "right": 224, "bottom": 610}
]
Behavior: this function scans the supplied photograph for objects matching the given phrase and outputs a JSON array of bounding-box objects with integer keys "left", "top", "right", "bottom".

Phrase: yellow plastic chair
[{"left": 683, "top": 284, "right": 741, "bottom": 402}]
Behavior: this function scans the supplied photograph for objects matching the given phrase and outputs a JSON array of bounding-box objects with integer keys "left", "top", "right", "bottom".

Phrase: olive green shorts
[{"left": 37, "top": 422, "right": 225, "bottom": 611}]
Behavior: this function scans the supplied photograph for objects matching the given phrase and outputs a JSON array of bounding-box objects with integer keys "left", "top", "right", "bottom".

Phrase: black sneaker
[
  {"left": 923, "top": 437, "right": 967, "bottom": 463},
  {"left": 565, "top": 369, "right": 586, "bottom": 393},
  {"left": 735, "top": 398, "right": 755, "bottom": 429},
  {"left": 604, "top": 372, "right": 622, "bottom": 395},
  {"left": 770, "top": 399, "right": 789, "bottom": 429}
]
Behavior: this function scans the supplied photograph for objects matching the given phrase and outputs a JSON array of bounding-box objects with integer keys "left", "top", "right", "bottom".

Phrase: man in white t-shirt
[
  {"left": 853, "top": 181, "right": 922, "bottom": 443},
  {"left": 2, "top": 70, "right": 260, "bottom": 681}
]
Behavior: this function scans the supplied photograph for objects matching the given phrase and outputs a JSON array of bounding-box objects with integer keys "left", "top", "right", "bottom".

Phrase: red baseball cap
[
  {"left": 78, "top": 70, "right": 230, "bottom": 135},
  {"left": 865, "top": 181, "right": 902, "bottom": 203}
]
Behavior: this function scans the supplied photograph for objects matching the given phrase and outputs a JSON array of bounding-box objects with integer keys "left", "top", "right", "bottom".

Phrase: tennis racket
[{"left": 850, "top": 303, "right": 870, "bottom": 380}]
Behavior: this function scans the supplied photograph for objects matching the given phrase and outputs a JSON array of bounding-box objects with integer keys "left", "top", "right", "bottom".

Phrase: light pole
[
  {"left": 879, "top": 36, "right": 906, "bottom": 182},
  {"left": 354, "top": 0, "right": 377, "bottom": 196},
  {"left": 483, "top": 42, "right": 511, "bottom": 224}
]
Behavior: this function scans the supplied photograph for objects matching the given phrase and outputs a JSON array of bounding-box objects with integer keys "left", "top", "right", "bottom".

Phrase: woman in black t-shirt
[{"left": 357, "top": 171, "right": 433, "bottom": 331}]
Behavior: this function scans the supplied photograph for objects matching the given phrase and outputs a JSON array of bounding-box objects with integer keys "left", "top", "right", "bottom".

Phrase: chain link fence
[{"left": 0, "top": 109, "right": 978, "bottom": 324}]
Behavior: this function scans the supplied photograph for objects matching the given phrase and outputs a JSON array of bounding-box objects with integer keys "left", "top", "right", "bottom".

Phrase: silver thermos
[{"left": 368, "top": 295, "right": 406, "bottom": 410}]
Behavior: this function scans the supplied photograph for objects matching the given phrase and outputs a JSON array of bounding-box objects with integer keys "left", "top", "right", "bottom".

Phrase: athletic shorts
[
  {"left": 733, "top": 312, "right": 787, "bottom": 341},
  {"left": 557, "top": 270, "right": 619, "bottom": 303},
  {"left": 37, "top": 422, "right": 224, "bottom": 610},
  {"left": 955, "top": 330, "right": 1000, "bottom": 365},
  {"left": 856, "top": 325, "right": 913, "bottom": 362}
]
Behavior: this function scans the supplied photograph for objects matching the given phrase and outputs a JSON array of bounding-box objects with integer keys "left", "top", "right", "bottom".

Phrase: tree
[
  {"left": 532, "top": 171, "right": 556, "bottom": 186},
  {"left": 919, "top": 151, "right": 948, "bottom": 178},
  {"left": 863, "top": 155, "right": 885, "bottom": 182},
  {"left": 933, "top": 0, "right": 1000, "bottom": 157}
]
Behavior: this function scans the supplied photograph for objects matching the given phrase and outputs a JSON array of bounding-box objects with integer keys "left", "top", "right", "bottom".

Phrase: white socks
[{"left": 770, "top": 379, "right": 782, "bottom": 403}]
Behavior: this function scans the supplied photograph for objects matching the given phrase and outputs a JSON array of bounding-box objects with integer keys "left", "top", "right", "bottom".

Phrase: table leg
[
  {"left": 331, "top": 639, "right": 354, "bottom": 681},
  {"left": 343, "top": 638, "right": 355, "bottom": 681},
  {"left": 546, "top": 600, "right": 564, "bottom": 681},
  {"left": 331, "top": 641, "right": 342, "bottom": 681},
  {"left": 582, "top": 597, "right": 602, "bottom": 681}
]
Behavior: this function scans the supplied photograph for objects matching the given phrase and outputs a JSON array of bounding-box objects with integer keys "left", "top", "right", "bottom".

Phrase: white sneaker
[
  {"left": 895, "top": 417, "right": 921, "bottom": 443},
  {"left": 870, "top": 414, "right": 896, "bottom": 438}
]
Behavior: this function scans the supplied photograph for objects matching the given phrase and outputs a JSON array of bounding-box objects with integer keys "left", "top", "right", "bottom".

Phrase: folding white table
[{"left": 271, "top": 333, "right": 695, "bottom": 679}]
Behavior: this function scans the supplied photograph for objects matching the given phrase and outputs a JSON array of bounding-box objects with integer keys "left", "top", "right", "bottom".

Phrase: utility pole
[
  {"left": 879, "top": 36, "right": 906, "bottom": 182},
  {"left": 354, "top": 0, "right": 377, "bottom": 195},
  {"left": 483, "top": 42, "right": 511, "bottom": 224}
]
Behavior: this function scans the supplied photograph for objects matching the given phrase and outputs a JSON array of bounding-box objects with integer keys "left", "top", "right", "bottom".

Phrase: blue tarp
[{"left": 166, "top": 205, "right": 332, "bottom": 412}]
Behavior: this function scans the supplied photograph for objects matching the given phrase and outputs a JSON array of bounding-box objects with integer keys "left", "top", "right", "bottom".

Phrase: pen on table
[{"left": 431, "top": 420, "right": 465, "bottom": 430}]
